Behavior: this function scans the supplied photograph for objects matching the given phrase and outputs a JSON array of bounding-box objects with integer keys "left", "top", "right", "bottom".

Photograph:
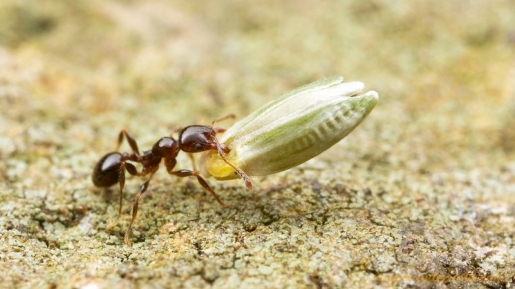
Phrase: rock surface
[{"left": 1, "top": 0, "right": 514, "bottom": 288}]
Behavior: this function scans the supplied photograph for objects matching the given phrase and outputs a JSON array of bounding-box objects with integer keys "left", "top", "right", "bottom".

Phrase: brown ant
[{"left": 92, "top": 115, "right": 252, "bottom": 246}]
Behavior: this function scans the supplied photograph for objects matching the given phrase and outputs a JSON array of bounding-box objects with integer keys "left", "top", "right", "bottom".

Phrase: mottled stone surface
[{"left": 1, "top": 0, "right": 514, "bottom": 288}]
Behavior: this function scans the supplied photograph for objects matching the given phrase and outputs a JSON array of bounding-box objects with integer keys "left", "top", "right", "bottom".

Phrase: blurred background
[
  {"left": 1, "top": 0, "right": 515, "bottom": 287},
  {"left": 1, "top": 0, "right": 514, "bottom": 165}
]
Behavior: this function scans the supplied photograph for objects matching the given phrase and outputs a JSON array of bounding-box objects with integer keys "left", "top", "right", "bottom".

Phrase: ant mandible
[{"left": 92, "top": 115, "right": 252, "bottom": 246}]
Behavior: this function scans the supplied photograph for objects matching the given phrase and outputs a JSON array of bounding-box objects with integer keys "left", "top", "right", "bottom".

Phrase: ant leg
[
  {"left": 169, "top": 126, "right": 184, "bottom": 138},
  {"left": 186, "top": 153, "right": 197, "bottom": 171},
  {"left": 168, "top": 169, "right": 231, "bottom": 208},
  {"left": 117, "top": 129, "right": 141, "bottom": 156},
  {"left": 105, "top": 162, "right": 140, "bottom": 231},
  {"left": 213, "top": 128, "right": 227, "bottom": 134},
  {"left": 211, "top": 114, "right": 235, "bottom": 129},
  {"left": 211, "top": 137, "right": 253, "bottom": 191},
  {"left": 105, "top": 162, "right": 126, "bottom": 231},
  {"left": 124, "top": 174, "right": 154, "bottom": 247},
  {"left": 207, "top": 116, "right": 252, "bottom": 190}
]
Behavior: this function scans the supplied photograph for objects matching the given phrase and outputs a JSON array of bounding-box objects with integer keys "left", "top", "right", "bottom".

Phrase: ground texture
[{"left": 1, "top": 0, "right": 515, "bottom": 288}]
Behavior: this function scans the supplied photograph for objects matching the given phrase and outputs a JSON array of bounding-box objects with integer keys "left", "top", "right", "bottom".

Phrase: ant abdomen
[{"left": 92, "top": 152, "right": 122, "bottom": 187}]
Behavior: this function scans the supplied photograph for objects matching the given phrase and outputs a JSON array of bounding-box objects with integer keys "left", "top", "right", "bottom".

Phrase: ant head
[
  {"left": 152, "top": 137, "right": 180, "bottom": 159},
  {"left": 179, "top": 125, "right": 217, "bottom": 153}
]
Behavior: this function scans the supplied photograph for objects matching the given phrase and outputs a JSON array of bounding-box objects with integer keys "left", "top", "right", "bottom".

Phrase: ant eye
[{"left": 195, "top": 143, "right": 203, "bottom": 150}]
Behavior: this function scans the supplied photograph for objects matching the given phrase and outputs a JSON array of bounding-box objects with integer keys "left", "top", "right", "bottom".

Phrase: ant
[{"left": 92, "top": 115, "right": 252, "bottom": 246}]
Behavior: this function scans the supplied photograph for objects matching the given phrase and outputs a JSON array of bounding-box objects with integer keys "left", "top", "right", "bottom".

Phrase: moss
[{"left": 1, "top": 0, "right": 514, "bottom": 288}]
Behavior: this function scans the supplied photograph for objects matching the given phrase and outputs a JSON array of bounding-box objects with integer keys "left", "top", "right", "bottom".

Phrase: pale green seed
[{"left": 200, "top": 76, "right": 378, "bottom": 180}]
